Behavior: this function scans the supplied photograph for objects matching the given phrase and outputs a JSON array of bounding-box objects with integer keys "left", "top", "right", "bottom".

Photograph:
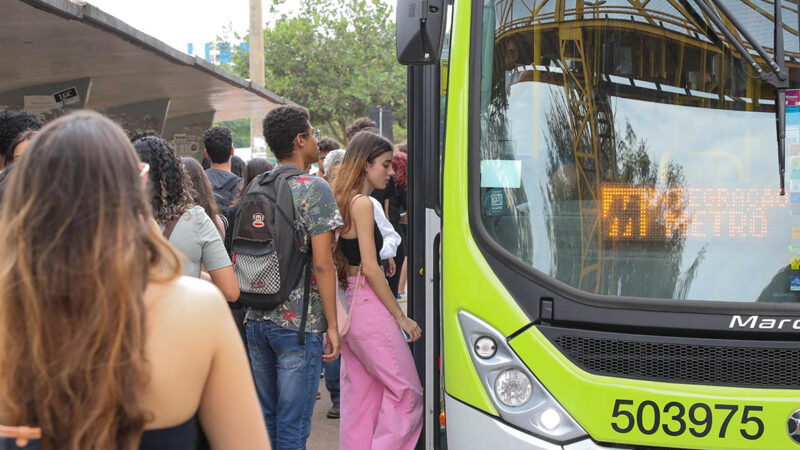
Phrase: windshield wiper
[{"left": 691, "top": 0, "right": 790, "bottom": 195}]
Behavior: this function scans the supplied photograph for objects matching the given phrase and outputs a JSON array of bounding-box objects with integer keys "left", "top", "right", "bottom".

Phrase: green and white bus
[{"left": 398, "top": 1, "right": 800, "bottom": 449}]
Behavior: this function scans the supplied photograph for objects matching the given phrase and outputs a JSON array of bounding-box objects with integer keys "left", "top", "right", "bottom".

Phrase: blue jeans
[
  {"left": 246, "top": 320, "right": 323, "bottom": 450},
  {"left": 324, "top": 356, "right": 340, "bottom": 404}
]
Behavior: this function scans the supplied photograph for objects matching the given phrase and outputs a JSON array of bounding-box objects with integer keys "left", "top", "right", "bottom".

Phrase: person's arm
[
  {"left": 208, "top": 266, "right": 240, "bottom": 302},
  {"left": 197, "top": 209, "right": 240, "bottom": 302},
  {"left": 352, "top": 197, "right": 420, "bottom": 341},
  {"left": 371, "top": 198, "right": 401, "bottom": 260},
  {"left": 311, "top": 231, "right": 340, "bottom": 362},
  {"left": 198, "top": 291, "right": 270, "bottom": 449}
]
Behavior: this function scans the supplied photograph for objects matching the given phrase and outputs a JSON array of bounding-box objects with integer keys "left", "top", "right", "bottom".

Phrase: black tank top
[
  {"left": 0, "top": 415, "right": 201, "bottom": 450},
  {"left": 339, "top": 222, "right": 383, "bottom": 266},
  {"left": 139, "top": 415, "right": 201, "bottom": 450}
]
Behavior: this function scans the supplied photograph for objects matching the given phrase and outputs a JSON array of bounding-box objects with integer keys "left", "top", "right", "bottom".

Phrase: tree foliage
[
  {"left": 214, "top": 118, "right": 250, "bottom": 148},
  {"left": 221, "top": 0, "right": 406, "bottom": 145}
]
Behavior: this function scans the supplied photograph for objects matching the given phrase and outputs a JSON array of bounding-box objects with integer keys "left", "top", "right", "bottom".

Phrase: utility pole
[{"left": 249, "top": 0, "right": 269, "bottom": 158}]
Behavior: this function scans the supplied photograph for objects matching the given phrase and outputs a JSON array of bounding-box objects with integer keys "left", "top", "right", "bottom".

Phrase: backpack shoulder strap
[
  {"left": 260, "top": 165, "right": 306, "bottom": 185},
  {"left": 162, "top": 216, "right": 181, "bottom": 240}
]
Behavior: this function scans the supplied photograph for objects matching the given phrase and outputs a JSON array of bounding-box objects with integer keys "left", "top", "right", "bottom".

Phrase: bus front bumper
[{"left": 445, "top": 394, "right": 623, "bottom": 450}]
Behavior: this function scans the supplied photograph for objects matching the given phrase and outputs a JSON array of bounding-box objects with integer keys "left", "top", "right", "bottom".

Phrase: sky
[{"left": 85, "top": 0, "right": 302, "bottom": 54}]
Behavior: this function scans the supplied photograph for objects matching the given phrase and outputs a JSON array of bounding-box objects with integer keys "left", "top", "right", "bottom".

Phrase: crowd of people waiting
[{"left": 0, "top": 106, "right": 418, "bottom": 449}]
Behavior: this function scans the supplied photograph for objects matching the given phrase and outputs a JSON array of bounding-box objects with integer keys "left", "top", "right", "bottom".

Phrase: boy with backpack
[
  {"left": 232, "top": 106, "right": 341, "bottom": 449},
  {"left": 203, "top": 126, "right": 243, "bottom": 215}
]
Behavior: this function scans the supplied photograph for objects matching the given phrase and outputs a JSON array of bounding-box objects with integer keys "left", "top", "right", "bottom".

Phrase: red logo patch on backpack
[{"left": 252, "top": 213, "right": 265, "bottom": 228}]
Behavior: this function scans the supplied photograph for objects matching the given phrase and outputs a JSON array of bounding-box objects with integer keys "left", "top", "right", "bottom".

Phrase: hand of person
[
  {"left": 397, "top": 315, "right": 422, "bottom": 342},
  {"left": 400, "top": 211, "right": 408, "bottom": 225},
  {"left": 386, "top": 258, "right": 396, "bottom": 277},
  {"left": 323, "top": 326, "right": 341, "bottom": 362}
]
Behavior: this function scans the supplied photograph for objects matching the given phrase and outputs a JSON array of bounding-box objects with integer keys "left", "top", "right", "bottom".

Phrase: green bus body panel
[
  {"left": 441, "top": 0, "right": 530, "bottom": 416},
  {"left": 442, "top": 0, "right": 800, "bottom": 448},
  {"left": 509, "top": 327, "right": 800, "bottom": 449}
]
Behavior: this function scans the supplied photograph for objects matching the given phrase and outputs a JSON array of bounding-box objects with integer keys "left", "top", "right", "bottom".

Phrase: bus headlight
[
  {"left": 458, "top": 311, "right": 587, "bottom": 444},
  {"left": 494, "top": 368, "right": 532, "bottom": 406}
]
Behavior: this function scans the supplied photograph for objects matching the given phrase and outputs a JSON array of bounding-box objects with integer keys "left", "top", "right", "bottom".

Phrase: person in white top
[{"left": 325, "top": 149, "right": 400, "bottom": 270}]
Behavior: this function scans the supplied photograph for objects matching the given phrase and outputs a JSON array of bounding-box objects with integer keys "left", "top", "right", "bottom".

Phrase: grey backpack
[{"left": 232, "top": 165, "right": 313, "bottom": 344}]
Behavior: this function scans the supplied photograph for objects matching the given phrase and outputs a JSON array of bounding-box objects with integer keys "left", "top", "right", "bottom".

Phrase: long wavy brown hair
[
  {"left": 0, "top": 111, "right": 182, "bottom": 449},
  {"left": 181, "top": 156, "right": 222, "bottom": 235},
  {"left": 331, "top": 131, "right": 393, "bottom": 288}
]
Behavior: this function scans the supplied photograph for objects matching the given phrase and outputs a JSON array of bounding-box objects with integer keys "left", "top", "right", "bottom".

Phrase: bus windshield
[{"left": 478, "top": 0, "right": 800, "bottom": 303}]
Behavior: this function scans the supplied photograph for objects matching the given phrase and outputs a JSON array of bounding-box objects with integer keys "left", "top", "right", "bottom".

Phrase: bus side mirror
[{"left": 396, "top": 0, "right": 447, "bottom": 65}]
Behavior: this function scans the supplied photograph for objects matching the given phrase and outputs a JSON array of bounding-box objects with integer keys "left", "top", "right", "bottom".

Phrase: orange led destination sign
[{"left": 601, "top": 185, "right": 789, "bottom": 239}]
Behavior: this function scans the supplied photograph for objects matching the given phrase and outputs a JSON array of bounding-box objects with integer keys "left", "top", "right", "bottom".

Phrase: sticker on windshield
[
  {"left": 787, "top": 89, "right": 800, "bottom": 106},
  {"left": 790, "top": 245, "right": 800, "bottom": 254},
  {"left": 792, "top": 169, "right": 800, "bottom": 180},
  {"left": 481, "top": 160, "right": 522, "bottom": 189},
  {"left": 793, "top": 205, "right": 800, "bottom": 215},
  {"left": 792, "top": 181, "right": 800, "bottom": 192},
  {"left": 791, "top": 276, "right": 800, "bottom": 291},
  {"left": 792, "top": 193, "right": 800, "bottom": 204},
  {"left": 791, "top": 256, "right": 800, "bottom": 270},
  {"left": 793, "top": 159, "right": 800, "bottom": 169},
  {"left": 792, "top": 145, "right": 800, "bottom": 157},
  {"left": 793, "top": 227, "right": 800, "bottom": 240}
]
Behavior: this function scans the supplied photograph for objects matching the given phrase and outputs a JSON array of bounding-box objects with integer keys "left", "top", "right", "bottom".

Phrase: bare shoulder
[
  {"left": 150, "top": 276, "right": 228, "bottom": 324},
  {"left": 352, "top": 195, "right": 374, "bottom": 214}
]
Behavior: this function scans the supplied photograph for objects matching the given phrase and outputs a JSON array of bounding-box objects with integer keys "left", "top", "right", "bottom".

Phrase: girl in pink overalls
[{"left": 331, "top": 131, "right": 423, "bottom": 450}]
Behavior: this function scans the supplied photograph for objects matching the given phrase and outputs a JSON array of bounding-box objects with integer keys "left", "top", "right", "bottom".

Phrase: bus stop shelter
[{"left": 0, "top": 0, "right": 287, "bottom": 157}]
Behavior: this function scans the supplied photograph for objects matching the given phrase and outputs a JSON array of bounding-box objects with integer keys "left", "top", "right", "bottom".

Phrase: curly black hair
[
  {"left": 345, "top": 117, "right": 378, "bottom": 142},
  {"left": 317, "top": 136, "right": 340, "bottom": 154},
  {"left": 133, "top": 136, "right": 194, "bottom": 224},
  {"left": 262, "top": 105, "right": 310, "bottom": 161},
  {"left": 202, "top": 126, "right": 233, "bottom": 164},
  {"left": 129, "top": 130, "right": 158, "bottom": 143},
  {"left": 0, "top": 110, "right": 42, "bottom": 158}
]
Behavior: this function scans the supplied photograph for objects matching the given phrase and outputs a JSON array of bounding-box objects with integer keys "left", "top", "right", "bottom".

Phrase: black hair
[
  {"left": 234, "top": 157, "right": 273, "bottom": 205},
  {"left": 345, "top": 117, "right": 378, "bottom": 141},
  {"left": 230, "top": 155, "right": 245, "bottom": 178},
  {"left": 133, "top": 136, "right": 194, "bottom": 223},
  {"left": 262, "top": 106, "right": 310, "bottom": 161},
  {"left": 243, "top": 158, "right": 273, "bottom": 187},
  {"left": 201, "top": 156, "right": 211, "bottom": 170},
  {"left": 202, "top": 126, "right": 233, "bottom": 164},
  {"left": 317, "top": 137, "right": 340, "bottom": 154},
  {"left": 181, "top": 157, "right": 222, "bottom": 236},
  {"left": 0, "top": 110, "right": 42, "bottom": 158},
  {"left": 129, "top": 130, "right": 158, "bottom": 144},
  {"left": 3, "top": 130, "right": 36, "bottom": 167}
]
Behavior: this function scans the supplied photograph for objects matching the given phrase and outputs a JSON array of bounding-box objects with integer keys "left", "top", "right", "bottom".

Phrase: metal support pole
[{"left": 249, "top": 0, "right": 267, "bottom": 157}]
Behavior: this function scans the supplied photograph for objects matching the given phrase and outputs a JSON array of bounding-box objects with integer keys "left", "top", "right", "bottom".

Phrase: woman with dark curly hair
[
  {"left": 182, "top": 157, "right": 226, "bottom": 238},
  {"left": 134, "top": 136, "right": 239, "bottom": 303}
]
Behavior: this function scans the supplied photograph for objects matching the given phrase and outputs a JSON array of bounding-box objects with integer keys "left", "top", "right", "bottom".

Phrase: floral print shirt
[{"left": 245, "top": 164, "right": 343, "bottom": 333}]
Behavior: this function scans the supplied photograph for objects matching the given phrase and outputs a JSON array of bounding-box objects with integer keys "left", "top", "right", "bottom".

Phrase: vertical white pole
[{"left": 249, "top": 0, "right": 269, "bottom": 158}]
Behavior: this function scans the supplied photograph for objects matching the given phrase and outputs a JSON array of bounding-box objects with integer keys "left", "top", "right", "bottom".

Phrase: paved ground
[
  {"left": 307, "top": 298, "right": 406, "bottom": 450},
  {"left": 308, "top": 374, "right": 339, "bottom": 449}
]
